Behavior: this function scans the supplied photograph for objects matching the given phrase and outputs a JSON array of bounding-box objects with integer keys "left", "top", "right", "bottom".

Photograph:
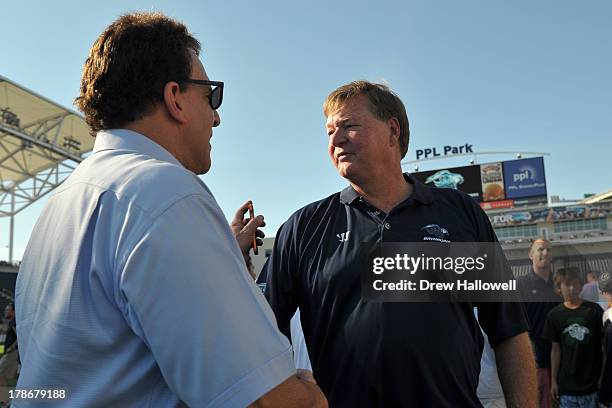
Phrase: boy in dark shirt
[{"left": 543, "top": 267, "right": 603, "bottom": 407}]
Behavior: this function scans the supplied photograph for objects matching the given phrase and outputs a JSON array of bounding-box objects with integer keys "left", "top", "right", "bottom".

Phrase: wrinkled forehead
[{"left": 325, "top": 95, "right": 371, "bottom": 127}]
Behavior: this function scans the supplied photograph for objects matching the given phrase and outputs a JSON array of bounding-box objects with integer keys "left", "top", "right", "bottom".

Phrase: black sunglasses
[{"left": 182, "top": 79, "right": 224, "bottom": 110}]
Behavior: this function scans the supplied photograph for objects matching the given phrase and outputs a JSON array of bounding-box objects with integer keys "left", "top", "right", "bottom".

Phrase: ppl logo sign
[
  {"left": 513, "top": 168, "right": 535, "bottom": 183},
  {"left": 503, "top": 157, "right": 547, "bottom": 199}
]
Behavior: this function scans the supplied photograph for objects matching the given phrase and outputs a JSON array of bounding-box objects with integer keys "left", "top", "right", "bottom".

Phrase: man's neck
[
  {"left": 125, "top": 115, "right": 186, "bottom": 168},
  {"left": 532, "top": 266, "right": 551, "bottom": 281},
  {"left": 351, "top": 172, "right": 412, "bottom": 214}
]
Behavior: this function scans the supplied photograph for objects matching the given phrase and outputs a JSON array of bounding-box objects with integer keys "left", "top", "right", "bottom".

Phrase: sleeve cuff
[{"left": 208, "top": 347, "right": 297, "bottom": 408}]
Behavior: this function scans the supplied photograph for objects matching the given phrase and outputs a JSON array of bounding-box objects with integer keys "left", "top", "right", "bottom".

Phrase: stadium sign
[
  {"left": 415, "top": 143, "right": 474, "bottom": 159},
  {"left": 503, "top": 158, "right": 547, "bottom": 199},
  {"left": 412, "top": 157, "right": 548, "bottom": 208}
]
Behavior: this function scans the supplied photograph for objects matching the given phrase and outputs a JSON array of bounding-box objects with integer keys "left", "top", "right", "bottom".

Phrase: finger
[
  {"left": 256, "top": 238, "right": 264, "bottom": 246},
  {"left": 233, "top": 200, "right": 252, "bottom": 222},
  {"left": 242, "top": 216, "right": 265, "bottom": 229},
  {"left": 242, "top": 215, "right": 265, "bottom": 235},
  {"left": 250, "top": 218, "right": 265, "bottom": 228},
  {"left": 256, "top": 229, "right": 265, "bottom": 238}
]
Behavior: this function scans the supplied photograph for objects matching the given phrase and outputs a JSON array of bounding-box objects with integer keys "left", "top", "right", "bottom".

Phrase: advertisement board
[
  {"left": 412, "top": 165, "right": 482, "bottom": 201},
  {"left": 412, "top": 157, "right": 547, "bottom": 207},
  {"left": 502, "top": 157, "right": 547, "bottom": 199},
  {"left": 480, "top": 162, "right": 505, "bottom": 202}
]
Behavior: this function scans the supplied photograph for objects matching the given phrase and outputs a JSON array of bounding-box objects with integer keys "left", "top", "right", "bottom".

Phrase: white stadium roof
[
  {"left": 0, "top": 75, "right": 93, "bottom": 217},
  {"left": 582, "top": 190, "right": 612, "bottom": 205}
]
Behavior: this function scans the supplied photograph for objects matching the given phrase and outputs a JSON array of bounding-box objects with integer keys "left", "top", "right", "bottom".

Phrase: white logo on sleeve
[
  {"left": 563, "top": 323, "right": 590, "bottom": 341},
  {"left": 337, "top": 231, "right": 350, "bottom": 242}
]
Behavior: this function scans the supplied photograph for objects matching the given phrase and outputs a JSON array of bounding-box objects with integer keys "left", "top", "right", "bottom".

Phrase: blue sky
[{"left": 1, "top": 0, "right": 611, "bottom": 261}]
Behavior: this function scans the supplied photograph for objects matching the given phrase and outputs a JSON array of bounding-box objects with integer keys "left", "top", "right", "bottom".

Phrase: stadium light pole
[{"left": 9, "top": 190, "right": 14, "bottom": 263}]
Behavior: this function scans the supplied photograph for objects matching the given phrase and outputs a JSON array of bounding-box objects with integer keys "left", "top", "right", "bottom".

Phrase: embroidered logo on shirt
[
  {"left": 420, "top": 224, "right": 450, "bottom": 243},
  {"left": 563, "top": 323, "right": 590, "bottom": 342},
  {"left": 337, "top": 231, "right": 351, "bottom": 243}
]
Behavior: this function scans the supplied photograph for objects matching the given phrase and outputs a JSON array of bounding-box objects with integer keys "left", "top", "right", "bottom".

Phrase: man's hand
[
  {"left": 231, "top": 201, "right": 265, "bottom": 261},
  {"left": 296, "top": 369, "right": 317, "bottom": 384},
  {"left": 249, "top": 374, "right": 328, "bottom": 408},
  {"left": 550, "top": 380, "right": 559, "bottom": 401}
]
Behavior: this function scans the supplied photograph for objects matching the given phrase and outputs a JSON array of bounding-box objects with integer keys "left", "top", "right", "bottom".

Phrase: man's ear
[
  {"left": 387, "top": 117, "right": 400, "bottom": 147},
  {"left": 163, "top": 81, "right": 188, "bottom": 124}
]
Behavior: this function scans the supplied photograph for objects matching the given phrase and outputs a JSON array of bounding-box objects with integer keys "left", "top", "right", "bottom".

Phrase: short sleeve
[{"left": 117, "top": 194, "right": 295, "bottom": 407}]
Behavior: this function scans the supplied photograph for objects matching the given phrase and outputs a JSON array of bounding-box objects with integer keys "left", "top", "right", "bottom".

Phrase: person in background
[
  {"left": 518, "top": 238, "right": 562, "bottom": 408},
  {"left": 543, "top": 267, "right": 603, "bottom": 407},
  {"left": 580, "top": 270, "right": 601, "bottom": 304},
  {"left": 0, "top": 303, "right": 18, "bottom": 387},
  {"left": 598, "top": 271, "right": 612, "bottom": 407},
  {"left": 475, "top": 308, "right": 506, "bottom": 408}
]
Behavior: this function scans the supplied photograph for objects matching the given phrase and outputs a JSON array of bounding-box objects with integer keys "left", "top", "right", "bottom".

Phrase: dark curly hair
[{"left": 74, "top": 12, "right": 201, "bottom": 134}]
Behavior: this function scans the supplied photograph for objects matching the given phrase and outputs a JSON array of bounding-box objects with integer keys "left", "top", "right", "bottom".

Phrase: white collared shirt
[{"left": 16, "top": 129, "right": 294, "bottom": 407}]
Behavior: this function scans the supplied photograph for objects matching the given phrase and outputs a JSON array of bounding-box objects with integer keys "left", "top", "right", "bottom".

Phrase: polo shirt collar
[
  {"left": 93, "top": 129, "right": 184, "bottom": 169},
  {"left": 406, "top": 173, "right": 434, "bottom": 204},
  {"left": 339, "top": 184, "right": 361, "bottom": 205},
  {"left": 529, "top": 269, "right": 553, "bottom": 285},
  {"left": 339, "top": 173, "right": 434, "bottom": 206}
]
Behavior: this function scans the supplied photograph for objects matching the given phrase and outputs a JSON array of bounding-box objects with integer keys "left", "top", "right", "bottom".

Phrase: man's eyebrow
[{"left": 327, "top": 117, "right": 351, "bottom": 128}]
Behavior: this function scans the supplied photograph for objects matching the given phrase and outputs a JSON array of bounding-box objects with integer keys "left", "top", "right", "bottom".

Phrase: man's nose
[
  {"left": 213, "top": 110, "right": 221, "bottom": 127},
  {"left": 329, "top": 128, "right": 346, "bottom": 146}
]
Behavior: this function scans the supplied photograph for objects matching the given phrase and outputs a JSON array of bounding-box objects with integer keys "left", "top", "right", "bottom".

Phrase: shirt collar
[
  {"left": 339, "top": 173, "right": 434, "bottom": 206},
  {"left": 529, "top": 269, "right": 553, "bottom": 285},
  {"left": 92, "top": 129, "right": 184, "bottom": 169}
]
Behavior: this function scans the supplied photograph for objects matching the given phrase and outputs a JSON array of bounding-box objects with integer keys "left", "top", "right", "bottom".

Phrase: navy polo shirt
[
  {"left": 518, "top": 271, "right": 562, "bottom": 368},
  {"left": 262, "top": 174, "right": 528, "bottom": 407}
]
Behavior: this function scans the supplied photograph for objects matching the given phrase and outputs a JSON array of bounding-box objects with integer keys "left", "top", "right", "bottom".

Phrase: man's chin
[
  {"left": 196, "top": 159, "right": 212, "bottom": 175},
  {"left": 336, "top": 166, "right": 354, "bottom": 181},
  {"left": 337, "top": 168, "right": 366, "bottom": 187},
  {"left": 336, "top": 161, "right": 356, "bottom": 175}
]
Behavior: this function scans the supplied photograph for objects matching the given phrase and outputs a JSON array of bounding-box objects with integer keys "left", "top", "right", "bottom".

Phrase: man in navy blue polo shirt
[{"left": 262, "top": 80, "right": 537, "bottom": 407}]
